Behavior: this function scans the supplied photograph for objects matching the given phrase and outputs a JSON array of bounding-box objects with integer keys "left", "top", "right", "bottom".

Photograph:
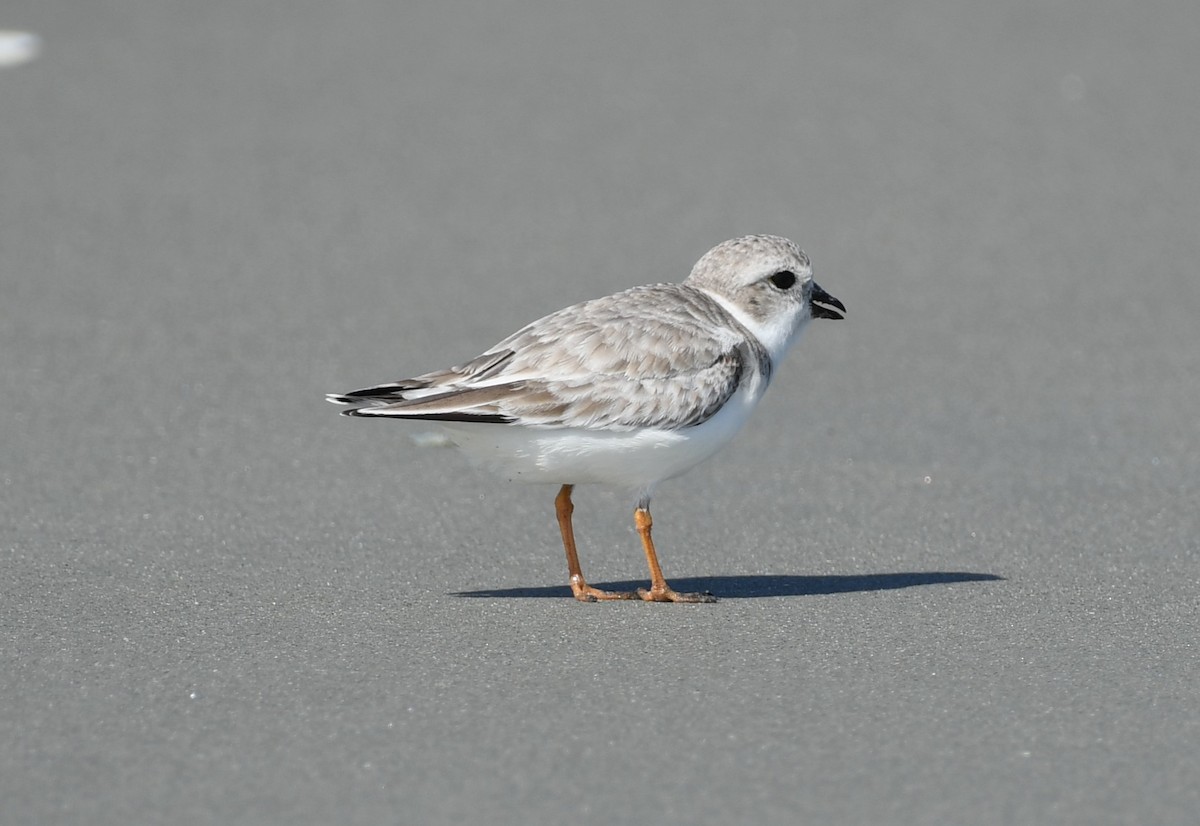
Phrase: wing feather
[{"left": 328, "top": 285, "right": 768, "bottom": 431}]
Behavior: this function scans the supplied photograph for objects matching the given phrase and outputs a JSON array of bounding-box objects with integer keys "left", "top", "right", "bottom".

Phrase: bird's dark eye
[{"left": 769, "top": 270, "right": 797, "bottom": 290}]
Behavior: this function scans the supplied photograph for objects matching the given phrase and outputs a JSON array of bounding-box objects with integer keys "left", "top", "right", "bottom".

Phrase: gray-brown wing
[{"left": 333, "top": 284, "right": 766, "bottom": 430}]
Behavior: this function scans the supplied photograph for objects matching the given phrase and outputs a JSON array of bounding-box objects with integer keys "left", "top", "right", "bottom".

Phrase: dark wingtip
[{"left": 340, "top": 407, "right": 516, "bottom": 424}]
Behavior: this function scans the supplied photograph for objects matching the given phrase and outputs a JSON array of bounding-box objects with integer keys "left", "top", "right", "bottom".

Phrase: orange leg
[
  {"left": 634, "top": 506, "right": 717, "bottom": 603},
  {"left": 556, "top": 485, "right": 635, "bottom": 602}
]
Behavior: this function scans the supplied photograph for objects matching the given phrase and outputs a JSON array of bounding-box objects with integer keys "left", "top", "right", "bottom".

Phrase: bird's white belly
[{"left": 439, "top": 383, "right": 761, "bottom": 489}]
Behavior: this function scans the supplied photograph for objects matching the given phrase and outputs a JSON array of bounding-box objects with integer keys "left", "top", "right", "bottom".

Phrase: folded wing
[{"left": 326, "top": 284, "right": 764, "bottom": 431}]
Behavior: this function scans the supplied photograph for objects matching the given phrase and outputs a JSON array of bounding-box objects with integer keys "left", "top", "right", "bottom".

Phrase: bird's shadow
[{"left": 454, "top": 571, "right": 1003, "bottom": 600}]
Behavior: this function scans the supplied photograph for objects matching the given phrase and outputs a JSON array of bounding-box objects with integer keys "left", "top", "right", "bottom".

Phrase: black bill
[{"left": 810, "top": 282, "right": 846, "bottom": 320}]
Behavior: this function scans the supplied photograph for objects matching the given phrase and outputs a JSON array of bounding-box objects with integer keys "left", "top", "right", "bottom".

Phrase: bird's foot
[
  {"left": 570, "top": 575, "right": 637, "bottom": 602},
  {"left": 637, "top": 586, "right": 718, "bottom": 604}
]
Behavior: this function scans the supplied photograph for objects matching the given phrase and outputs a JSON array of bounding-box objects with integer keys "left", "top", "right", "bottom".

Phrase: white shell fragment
[{"left": 0, "top": 31, "right": 41, "bottom": 68}]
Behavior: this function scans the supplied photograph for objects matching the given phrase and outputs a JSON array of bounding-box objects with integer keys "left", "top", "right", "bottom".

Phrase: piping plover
[{"left": 328, "top": 235, "right": 844, "bottom": 602}]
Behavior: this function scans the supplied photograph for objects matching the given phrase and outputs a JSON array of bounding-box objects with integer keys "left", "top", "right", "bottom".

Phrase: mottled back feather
[{"left": 335, "top": 284, "right": 771, "bottom": 431}]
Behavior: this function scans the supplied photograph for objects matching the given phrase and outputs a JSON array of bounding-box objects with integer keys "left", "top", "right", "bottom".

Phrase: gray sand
[{"left": 2, "top": 2, "right": 1197, "bottom": 824}]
